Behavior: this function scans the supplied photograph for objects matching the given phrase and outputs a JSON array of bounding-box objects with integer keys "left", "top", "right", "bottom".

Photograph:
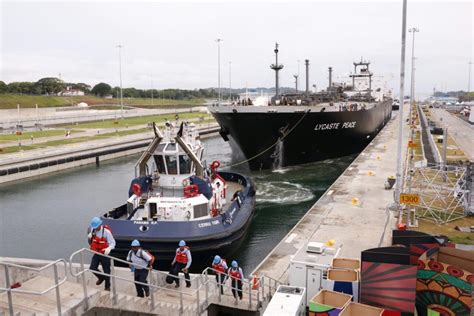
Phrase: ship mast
[{"left": 270, "top": 43, "right": 284, "bottom": 100}]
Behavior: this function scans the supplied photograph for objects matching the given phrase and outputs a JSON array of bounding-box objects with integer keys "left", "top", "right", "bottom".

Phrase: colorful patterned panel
[
  {"left": 312, "top": 304, "right": 343, "bottom": 316},
  {"left": 416, "top": 259, "right": 473, "bottom": 316},
  {"left": 361, "top": 261, "right": 417, "bottom": 313}
]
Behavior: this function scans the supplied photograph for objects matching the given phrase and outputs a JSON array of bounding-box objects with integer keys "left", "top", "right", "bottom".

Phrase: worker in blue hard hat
[
  {"left": 211, "top": 255, "right": 228, "bottom": 294},
  {"left": 87, "top": 217, "right": 115, "bottom": 291},
  {"left": 126, "top": 240, "right": 155, "bottom": 298},
  {"left": 228, "top": 260, "right": 244, "bottom": 300},
  {"left": 170, "top": 240, "right": 192, "bottom": 288}
]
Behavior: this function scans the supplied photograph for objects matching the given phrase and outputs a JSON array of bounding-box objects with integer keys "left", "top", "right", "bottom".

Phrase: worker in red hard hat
[{"left": 88, "top": 217, "right": 115, "bottom": 291}]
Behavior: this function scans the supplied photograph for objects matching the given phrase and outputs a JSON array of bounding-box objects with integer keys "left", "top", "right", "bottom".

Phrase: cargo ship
[{"left": 209, "top": 44, "right": 393, "bottom": 171}]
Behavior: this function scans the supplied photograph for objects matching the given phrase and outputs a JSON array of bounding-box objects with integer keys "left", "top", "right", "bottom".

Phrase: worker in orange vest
[
  {"left": 228, "top": 260, "right": 244, "bottom": 300},
  {"left": 212, "top": 255, "right": 228, "bottom": 294},
  {"left": 170, "top": 240, "right": 192, "bottom": 288},
  {"left": 88, "top": 217, "right": 115, "bottom": 291}
]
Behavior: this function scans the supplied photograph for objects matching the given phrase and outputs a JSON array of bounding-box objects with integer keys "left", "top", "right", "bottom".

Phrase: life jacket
[
  {"left": 175, "top": 246, "right": 190, "bottom": 264},
  {"left": 212, "top": 259, "right": 227, "bottom": 273},
  {"left": 229, "top": 267, "right": 242, "bottom": 280},
  {"left": 90, "top": 225, "right": 112, "bottom": 254}
]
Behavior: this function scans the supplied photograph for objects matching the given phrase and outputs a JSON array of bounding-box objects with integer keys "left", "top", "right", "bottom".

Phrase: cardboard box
[
  {"left": 340, "top": 302, "right": 384, "bottom": 316},
  {"left": 309, "top": 290, "right": 352, "bottom": 315},
  {"left": 323, "top": 269, "right": 359, "bottom": 302},
  {"left": 332, "top": 258, "right": 360, "bottom": 270}
]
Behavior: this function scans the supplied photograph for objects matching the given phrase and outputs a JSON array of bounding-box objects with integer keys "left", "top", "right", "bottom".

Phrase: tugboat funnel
[
  {"left": 135, "top": 122, "right": 163, "bottom": 177},
  {"left": 175, "top": 123, "right": 204, "bottom": 177}
]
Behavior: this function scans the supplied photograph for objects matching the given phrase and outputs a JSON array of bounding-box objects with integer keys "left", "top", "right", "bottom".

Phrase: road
[{"left": 430, "top": 108, "right": 474, "bottom": 162}]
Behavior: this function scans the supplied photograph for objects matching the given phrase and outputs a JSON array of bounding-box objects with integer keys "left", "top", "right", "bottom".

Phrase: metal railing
[
  {"left": 0, "top": 259, "right": 68, "bottom": 316},
  {"left": 69, "top": 247, "right": 206, "bottom": 314},
  {"left": 1, "top": 248, "right": 281, "bottom": 316}
]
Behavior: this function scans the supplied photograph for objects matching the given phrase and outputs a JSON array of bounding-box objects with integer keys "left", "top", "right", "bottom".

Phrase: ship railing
[
  {"left": 0, "top": 259, "right": 68, "bottom": 316},
  {"left": 69, "top": 247, "right": 202, "bottom": 314}
]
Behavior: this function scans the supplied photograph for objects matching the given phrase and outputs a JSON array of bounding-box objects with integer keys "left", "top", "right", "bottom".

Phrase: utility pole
[
  {"left": 293, "top": 74, "right": 299, "bottom": 92},
  {"left": 116, "top": 45, "right": 124, "bottom": 119},
  {"left": 394, "top": 0, "right": 408, "bottom": 215},
  {"left": 215, "top": 39, "right": 223, "bottom": 104}
]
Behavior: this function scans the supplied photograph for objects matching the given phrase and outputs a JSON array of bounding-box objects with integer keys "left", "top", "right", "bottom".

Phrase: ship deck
[{"left": 209, "top": 101, "right": 378, "bottom": 113}]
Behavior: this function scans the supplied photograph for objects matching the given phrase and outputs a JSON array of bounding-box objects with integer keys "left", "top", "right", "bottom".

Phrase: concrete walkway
[
  {"left": 252, "top": 109, "right": 409, "bottom": 282},
  {"left": 429, "top": 108, "right": 474, "bottom": 162}
]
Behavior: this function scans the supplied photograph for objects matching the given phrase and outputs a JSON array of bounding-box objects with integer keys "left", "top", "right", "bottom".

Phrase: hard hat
[
  {"left": 231, "top": 260, "right": 238, "bottom": 268},
  {"left": 90, "top": 217, "right": 102, "bottom": 229},
  {"left": 131, "top": 240, "right": 140, "bottom": 247},
  {"left": 213, "top": 255, "right": 221, "bottom": 264},
  {"left": 179, "top": 240, "right": 186, "bottom": 247}
]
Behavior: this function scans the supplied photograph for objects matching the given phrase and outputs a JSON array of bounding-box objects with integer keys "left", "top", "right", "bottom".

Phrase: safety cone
[{"left": 251, "top": 275, "right": 259, "bottom": 290}]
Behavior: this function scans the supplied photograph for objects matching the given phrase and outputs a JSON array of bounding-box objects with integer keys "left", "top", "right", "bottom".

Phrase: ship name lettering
[
  {"left": 198, "top": 222, "right": 211, "bottom": 228},
  {"left": 342, "top": 121, "right": 356, "bottom": 128},
  {"left": 314, "top": 123, "right": 340, "bottom": 131}
]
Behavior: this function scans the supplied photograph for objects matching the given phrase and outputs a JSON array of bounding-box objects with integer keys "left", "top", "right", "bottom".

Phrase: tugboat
[
  {"left": 101, "top": 122, "right": 256, "bottom": 269},
  {"left": 209, "top": 44, "right": 393, "bottom": 171}
]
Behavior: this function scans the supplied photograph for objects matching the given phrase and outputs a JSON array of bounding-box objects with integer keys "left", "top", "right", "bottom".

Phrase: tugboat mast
[{"left": 270, "top": 43, "right": 284, "bottom": 99}]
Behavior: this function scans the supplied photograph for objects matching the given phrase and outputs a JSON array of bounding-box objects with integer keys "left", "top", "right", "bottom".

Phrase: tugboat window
[
  {"left": 165, "top": 155, "right": 178, "bottom": 174},
  {"left": 157, "top": 143, "right": 166, "bottom": 152},
  {"left": 153, "top": 155, "right": 166, "bottom": 173},
  {"left": 149, "top": 202, "right": 157, "bottom": 219},
  {"left": 165, "top": 143, "right": 177, "bottom": 152},
  {"left": 179, "top": 155, "right": 191, "bottom": 174}
]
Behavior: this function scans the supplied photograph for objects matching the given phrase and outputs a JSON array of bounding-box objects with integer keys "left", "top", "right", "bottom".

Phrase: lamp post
[
  {"left": 215, "top": 39, "right": 223, "bottom": 104},
  {"left": 408, "top": 27, "right": 419, "bottom": 128},
  {"left": 468, "top": 61, "right": 473, "bottom": 93},
  {"left": 229, "top": 61, "right": 232, "bottom": 101},
  {"left": 116, "top": 45, "right": 124, "bottom": 119},
  {"left": 394, "top": 0, "right": 408, "bottom": 214}
]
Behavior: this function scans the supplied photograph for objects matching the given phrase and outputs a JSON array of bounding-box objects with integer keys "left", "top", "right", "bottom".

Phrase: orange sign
[{"left": 400, "top": 193, "right": 420, "bottom": 205}]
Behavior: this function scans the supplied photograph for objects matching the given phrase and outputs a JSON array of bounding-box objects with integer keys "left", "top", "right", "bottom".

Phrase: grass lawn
[
  {"left": 0, "top": 129, "right": 83, "bottom": 143},
  {"left": 412, "top": 216, "right": 474, "bottom": 245},
  {"left": 0, "top": 94, "right": 206, "bottom": 109},
  {"left": 63, "top": 112, "right": 213, "bottom": 129}
]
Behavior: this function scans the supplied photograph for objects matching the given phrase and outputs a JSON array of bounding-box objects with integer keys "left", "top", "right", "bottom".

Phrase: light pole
[
  {"left": 394, "top": 0, "right": 408, "bottom": 214},
  {"left": 293, "top": 74, "right": 299, "bottom": 92},
  {"left": 116, "top": 45, "right": 124, "bottom": 119},
  {"left": 229, "top": 61, "right": 232, "bottom": 101},
  {"left": 468, "top": 61, "right": 473, "bottom": 93},
  {"left": 215, "top": 39, "right": 223, "bottom": 104},
  {"left": 408, "top": 27, "right": 419, "bottom": 126}
]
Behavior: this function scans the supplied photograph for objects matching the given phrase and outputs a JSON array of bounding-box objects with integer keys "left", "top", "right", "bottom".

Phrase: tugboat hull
[{"left": 102, "top": 172, "right": 256, "bottom": 271}]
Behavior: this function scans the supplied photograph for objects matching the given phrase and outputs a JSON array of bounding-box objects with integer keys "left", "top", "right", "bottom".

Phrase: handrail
[
  {"left": 69, "top": 248, "right": 200, "bottom": 313},
  {"left": 0, "top": 259, "right": 68, "bottom": 316}
]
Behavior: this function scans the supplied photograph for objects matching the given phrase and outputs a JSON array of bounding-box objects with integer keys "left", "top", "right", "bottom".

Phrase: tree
[
  {"left": 91, "top": 83, "right": 112, "bottom": 97},
  {"left": 0, "top": 81, "right": 7, "bottom": 93},
  {"left": 71, "top": 83, "right": 91, "bottom": 94},
  {"left": 34, "top": 77, "right": 65, "bottom": 95}
]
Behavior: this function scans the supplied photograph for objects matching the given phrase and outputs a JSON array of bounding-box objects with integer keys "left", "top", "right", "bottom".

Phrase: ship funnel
[
  {"left": 305, "top": 59, "right": 310, "bottom": 95},
  {"left": 328, "top": 67, "right": 333, "bottom": 93},
  {"left": 270, "top": 43, "right": 284, "bottom": 99}
]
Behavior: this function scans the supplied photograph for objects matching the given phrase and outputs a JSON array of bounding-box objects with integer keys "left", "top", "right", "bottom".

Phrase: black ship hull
[{"left": 210, "top": 100, "right": 392, "bottom": 170}]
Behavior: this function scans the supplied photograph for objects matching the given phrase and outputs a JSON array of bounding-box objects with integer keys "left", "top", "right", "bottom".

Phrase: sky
[{"left": 0, "top": 0, "right": 472, "bottom": 95}]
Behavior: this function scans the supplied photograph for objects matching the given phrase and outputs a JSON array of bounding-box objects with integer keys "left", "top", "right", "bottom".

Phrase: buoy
[
  {"left": 397, "top": 223, "right": 407, "bottom": 231},
  {"left": 251, "top": 275, "right": 259, "bottom": 290},
  {"left": 351, "top": 197, "right": 360, "bottom": 206},
  {"left": 368, "top": 171, "right": 375, "bottom": 176},
  {"left": 325, "top": 239, "right": 336, "bottom": 246}
]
